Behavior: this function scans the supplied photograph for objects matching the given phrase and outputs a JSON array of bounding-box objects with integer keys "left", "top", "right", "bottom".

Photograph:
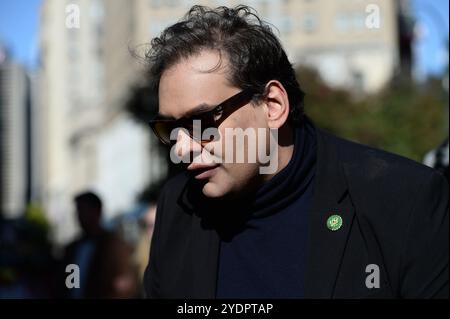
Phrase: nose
[{"left": 174, "top": 128, "right": 202, "bottom": 161}]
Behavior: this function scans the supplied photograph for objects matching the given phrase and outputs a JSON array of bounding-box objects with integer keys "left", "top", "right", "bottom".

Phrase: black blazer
[{"left": 144, "top": 127, "right": 449, "bottom": 299}]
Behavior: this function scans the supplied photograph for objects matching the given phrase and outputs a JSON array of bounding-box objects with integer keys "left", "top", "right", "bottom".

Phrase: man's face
[{"left": 158, "top": 50, "right": 271, "bottom": 199}]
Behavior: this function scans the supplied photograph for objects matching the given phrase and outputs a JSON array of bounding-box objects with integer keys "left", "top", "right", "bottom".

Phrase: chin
[{"left": 201, "top": 181, "right": 230, "bottom": 198}]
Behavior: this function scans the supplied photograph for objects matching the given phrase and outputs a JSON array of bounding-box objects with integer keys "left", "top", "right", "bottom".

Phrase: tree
[{"left": 297, "top": 66, "right": 447, "bottom": 162}]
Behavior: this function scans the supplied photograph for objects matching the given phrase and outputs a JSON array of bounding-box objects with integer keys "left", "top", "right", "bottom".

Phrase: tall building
[
  {"left": 0, "top": 45, "right": 30, "bottom": 218},
  {"left": 39, "top": 0, "right": 164, "bottom": 244}
]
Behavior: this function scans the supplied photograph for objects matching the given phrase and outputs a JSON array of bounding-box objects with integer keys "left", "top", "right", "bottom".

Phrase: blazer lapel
[{"left": 305, "top": 129, "right": 356, "bottom": 298}]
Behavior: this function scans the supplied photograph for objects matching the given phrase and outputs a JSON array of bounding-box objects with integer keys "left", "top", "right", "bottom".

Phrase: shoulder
[
  {"left": 318, "top": 128, "right": 440, "bottom": 187},
  {"left": 317, "top": 128, "right": 448, "bottom": 226},
  {"left": 318, "top": 128, "right": 448, "bottom": 234}
]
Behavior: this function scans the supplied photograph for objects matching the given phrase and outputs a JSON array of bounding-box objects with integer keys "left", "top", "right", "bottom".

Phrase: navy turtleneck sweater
[{"left": 216, "top": 120, "right": 317, "bottom": 298}]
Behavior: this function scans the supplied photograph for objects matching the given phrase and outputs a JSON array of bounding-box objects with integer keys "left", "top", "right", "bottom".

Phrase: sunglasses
[{"left": 149, "top": 89, "right": 256, "bottom": 145}]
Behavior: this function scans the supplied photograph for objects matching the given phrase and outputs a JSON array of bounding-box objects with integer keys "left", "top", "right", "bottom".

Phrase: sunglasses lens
[
  {"left": 153, "top": 122, "right": 172, "bottom": 144},
  {"left": 151, "top": 115, "right": 221, "bottom": 145}
]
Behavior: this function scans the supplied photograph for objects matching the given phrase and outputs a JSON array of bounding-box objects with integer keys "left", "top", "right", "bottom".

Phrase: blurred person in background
[
  {"left": 144, "top": 5, "right": 448, "bottom": 299},
  {"left": 59, "top": 191, "right": 139, "bottom": 298},
  {"left": 424, "top": 138, "right": 449, "bottom": 181}
]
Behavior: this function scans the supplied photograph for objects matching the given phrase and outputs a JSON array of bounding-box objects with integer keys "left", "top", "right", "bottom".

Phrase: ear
[{"left": 263, "top": 80, "right": 290, "bottom": 129}]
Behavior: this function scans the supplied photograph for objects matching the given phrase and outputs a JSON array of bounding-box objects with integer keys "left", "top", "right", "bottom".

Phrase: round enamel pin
[{"left": 327, "top": 214, "right": 343, "bottom": 231}]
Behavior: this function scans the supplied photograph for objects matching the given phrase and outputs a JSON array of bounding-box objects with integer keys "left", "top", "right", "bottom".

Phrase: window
[
  {"left": 335, "top": 12, "right": 368, "bottom": 33},
  {"left": 302, "top": 13, "right": 318, "bottom": 33},
  {"left": 352, "top": 13, "right": 366, "bottom": 30},
  {"left": 150, "top": 0, "right": 162, "bottom": 8},
  {"left": 335, "top": 14, "right": 350, "bottom": 32},
  {"left": 166, "top": 0, "right": 178, "bottom": 7}
]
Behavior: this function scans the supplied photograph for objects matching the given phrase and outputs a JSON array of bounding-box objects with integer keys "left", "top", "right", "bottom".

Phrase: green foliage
[
  {"left": 298, "top": 67, "right": 448, "bottom": 162},
  {"left": 25, "top": 202, "right": 50, "bottom": 232}
]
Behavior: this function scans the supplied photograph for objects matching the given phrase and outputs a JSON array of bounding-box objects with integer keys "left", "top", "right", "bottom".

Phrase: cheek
[
  {"left": 220, "top": 103, "right": 260, "bottom": 130},
  {"left": 247, "top": 103, "right": 268, "bottom": 129},
  {"left": 204, "top": 105, "right": 268, "bottom": 173},
  {"left": 217, "top": 162, "right": 260, "bottom": 187}
]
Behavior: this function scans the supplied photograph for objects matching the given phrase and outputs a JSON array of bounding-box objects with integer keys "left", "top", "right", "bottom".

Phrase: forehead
[{"left": 158, "top": 50, "right": 237, "bottom": 118}]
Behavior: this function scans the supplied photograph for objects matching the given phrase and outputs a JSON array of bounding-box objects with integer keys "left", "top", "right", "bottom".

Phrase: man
[
  {"left": 144, "top": 5, "right": 448, "bottom": 298},
  {"left": 61, "top": 192, "right": 138, "bottom": 298}
]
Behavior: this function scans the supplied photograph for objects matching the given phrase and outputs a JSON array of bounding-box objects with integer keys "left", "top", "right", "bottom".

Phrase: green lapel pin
[{"left": 327, "top": 214, "right": 343, "bottom": 231}]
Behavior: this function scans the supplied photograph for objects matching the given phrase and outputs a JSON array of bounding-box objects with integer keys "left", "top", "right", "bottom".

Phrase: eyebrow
[
  {"left": 158, "top": 102, "right": 216, "bottom": 120},
  {"left": 185, "top": 103, "right": 216, "bottom": 117}
]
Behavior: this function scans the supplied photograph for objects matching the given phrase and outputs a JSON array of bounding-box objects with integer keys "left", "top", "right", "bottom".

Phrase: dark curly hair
[{"left": 146, "top": 5, "right": 305, "bottom": 125}]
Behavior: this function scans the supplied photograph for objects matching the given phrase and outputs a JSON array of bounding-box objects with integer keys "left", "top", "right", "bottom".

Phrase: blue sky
[
  {"left": 411, "top": 0, "right": 449, "bottom": 79},
  {"left": 0, "top": 0, "right": 448, "bottom": 78},
  {"left": 0, "top": 0, "right": 42, "bottom": 68}
]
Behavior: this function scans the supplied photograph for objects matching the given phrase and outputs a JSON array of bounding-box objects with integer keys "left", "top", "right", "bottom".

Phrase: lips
[{"left": 187, "top": 163, "right": 220, "bottom": 180}]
